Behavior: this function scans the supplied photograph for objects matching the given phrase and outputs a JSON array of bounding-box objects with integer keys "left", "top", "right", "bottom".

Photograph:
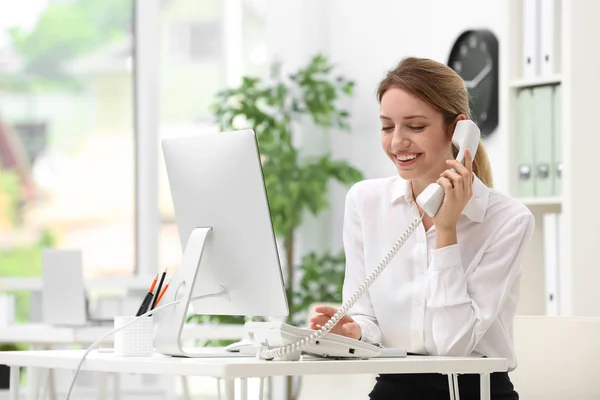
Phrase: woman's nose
[{"left": 390, "top": 131, "right": 410, "bottom": 151}]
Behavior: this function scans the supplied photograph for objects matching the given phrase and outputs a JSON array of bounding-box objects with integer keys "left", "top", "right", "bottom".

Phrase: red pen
[{"left": 148, "top": 274, "right": 159, "bottom": 294}]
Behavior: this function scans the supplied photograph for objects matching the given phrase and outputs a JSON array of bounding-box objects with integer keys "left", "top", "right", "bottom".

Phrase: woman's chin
[{"left": 395, "top": 168, "right": 420, "bottom": 181}]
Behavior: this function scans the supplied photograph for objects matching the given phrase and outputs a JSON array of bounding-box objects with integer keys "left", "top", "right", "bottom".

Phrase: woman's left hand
[{"left": 433, "top": 148, "right": 474, "bottom": 232}]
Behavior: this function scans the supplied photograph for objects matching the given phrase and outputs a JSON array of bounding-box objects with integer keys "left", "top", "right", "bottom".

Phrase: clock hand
[{"left": 464, "top": 59, "right": 492, "bottom": 89}]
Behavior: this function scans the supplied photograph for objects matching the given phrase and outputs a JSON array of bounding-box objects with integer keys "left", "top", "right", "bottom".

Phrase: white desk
[
  {"left": 0, "top": 324, "right": 246, "bottom": 400},
  {"left": 0, "top": 350, "right": 507, "bottom": 400}
]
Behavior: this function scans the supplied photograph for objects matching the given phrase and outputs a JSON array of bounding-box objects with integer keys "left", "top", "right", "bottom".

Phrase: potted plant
[{"left": 189, "top": 54, "right": 362, "bottom": 327}]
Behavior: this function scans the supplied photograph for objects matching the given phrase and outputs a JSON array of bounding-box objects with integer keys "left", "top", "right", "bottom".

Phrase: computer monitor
[{"left": 155, "top": 129, "right": 289, "bottom": 357}]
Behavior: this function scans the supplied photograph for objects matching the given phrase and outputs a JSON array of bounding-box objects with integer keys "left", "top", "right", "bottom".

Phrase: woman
[{"left": 310, "top": 57, "right": 534, "bottom": 399}]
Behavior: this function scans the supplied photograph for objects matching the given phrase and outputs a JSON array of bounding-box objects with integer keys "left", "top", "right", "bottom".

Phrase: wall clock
[{"left": 447, "top": 29, "right": 499, "bottom": 138}]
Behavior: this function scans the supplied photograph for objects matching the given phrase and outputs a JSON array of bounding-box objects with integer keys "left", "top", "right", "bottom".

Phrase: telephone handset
[
  {"left": 251, "top": 120, "right": 482, "bottom": 361},
  {"left": 415, "top": 120, "right": 481, "bottom": 217}
]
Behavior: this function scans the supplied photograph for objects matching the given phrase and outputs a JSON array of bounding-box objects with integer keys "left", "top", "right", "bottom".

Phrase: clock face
[{"left": 447, "top": 29, "right": 499, "bottom": 138}]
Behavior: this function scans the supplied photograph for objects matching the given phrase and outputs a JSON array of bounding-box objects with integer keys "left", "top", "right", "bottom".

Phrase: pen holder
[{"left": 114, "top": 316, "right": 154, "bottom": 357}]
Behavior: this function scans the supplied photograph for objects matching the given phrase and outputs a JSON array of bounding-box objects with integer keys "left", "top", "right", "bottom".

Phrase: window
[
  {"left": 0, "top": 0, "right": 268, "bottom": 326},
  {"left": 0, "top": 0, "right": 136, "bottom": 300},
  {"left": 158, "top": 0, "right": 267, "bottom": 272}
]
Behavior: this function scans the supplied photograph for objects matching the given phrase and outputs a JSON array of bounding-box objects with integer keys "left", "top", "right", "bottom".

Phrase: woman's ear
[
  {"left": 455, "top": 114, "right": 468, "bottom": 123},
  {"left": 446, "top": 114, "right": 468, "bottom": 138}
]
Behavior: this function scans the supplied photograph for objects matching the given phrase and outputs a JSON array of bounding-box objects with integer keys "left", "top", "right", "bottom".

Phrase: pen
[
  {"left": 150, "top": 269, "right": 167, "bottom": 311},
  {"left": 135, "top": 274, "right": 158, "bottom": 316},
  {"left": 135, "top": 292, "right": 154, "bottom": 316},
  {"left": 148, "top": 274, "right": 159, "bottom": 294},
  {"left": 155, "top": 279, "right": 171, "bottom": 307}
]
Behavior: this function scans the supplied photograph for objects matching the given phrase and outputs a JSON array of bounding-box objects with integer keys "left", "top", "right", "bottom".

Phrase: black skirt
[{"left": 369, "top": 372, "right": 519, "bottom": 400}]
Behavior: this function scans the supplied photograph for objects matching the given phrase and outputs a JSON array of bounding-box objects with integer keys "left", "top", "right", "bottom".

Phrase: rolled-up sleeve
[
  {"left": 425, "top": 211, "right": 535, "bottom": 356},
  {"left": 342, "top": 184, "right": 382, "bottom": 345}
]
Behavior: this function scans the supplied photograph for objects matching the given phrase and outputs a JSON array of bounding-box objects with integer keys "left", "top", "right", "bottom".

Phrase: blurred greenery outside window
[{"left": 0, "top": 0, "right": 135, "bottom": 322}]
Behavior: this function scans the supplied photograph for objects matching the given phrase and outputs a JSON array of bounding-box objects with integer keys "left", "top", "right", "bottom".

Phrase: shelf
[
  {"left": 509, "top": 75, "right": 562, "bottom": 89},
  {"left": 517, "top": 196, "right": 562, "bottom": 208}
]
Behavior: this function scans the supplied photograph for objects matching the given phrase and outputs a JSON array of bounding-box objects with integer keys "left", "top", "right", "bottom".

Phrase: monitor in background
[
  {"left": 42, "top": 249, "right": 88, "bottom": 326},
  {"left": 155, "top": 129, "right": 289, "bottom": 358},
  {"left": 41, "top": 249, "right": 112, "bottom": 326}
]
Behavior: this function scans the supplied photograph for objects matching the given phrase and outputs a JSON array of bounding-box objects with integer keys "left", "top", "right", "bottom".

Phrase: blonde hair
[{"left": 376, "top": 57, "right": 494, "bottom": 187}]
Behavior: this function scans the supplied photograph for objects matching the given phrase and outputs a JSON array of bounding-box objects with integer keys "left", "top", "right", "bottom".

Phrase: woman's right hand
[{"left": 309, "top": 305, "right": 362, "bottom": 340}]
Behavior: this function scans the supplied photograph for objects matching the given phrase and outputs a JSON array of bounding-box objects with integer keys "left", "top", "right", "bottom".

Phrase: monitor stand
[{"left": 155, "top": 227, "right": 230, "bottom": 357}]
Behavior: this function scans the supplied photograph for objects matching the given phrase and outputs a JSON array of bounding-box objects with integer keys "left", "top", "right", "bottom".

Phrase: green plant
[
  {"left": 0, "top": 344, "right": 21, "bottom": 352},
  {"left": 2, "top": 0, "right": 131, "bottom": 91},
  {"left": 292, "top": 249, "right": 346, "bottom": 325},
  {"left": 189, "top": 54, "right": 362, "bottom": 334}
]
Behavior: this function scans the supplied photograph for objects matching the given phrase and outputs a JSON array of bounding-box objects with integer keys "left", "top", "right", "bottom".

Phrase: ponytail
[{"left": 472, "top": 140, "right": 493, "bottom": 187}]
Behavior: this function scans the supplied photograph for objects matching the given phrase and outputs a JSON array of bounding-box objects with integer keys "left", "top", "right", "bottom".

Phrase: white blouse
[{"left": 342, "top": 174, "right": 534, "bottom": 371}]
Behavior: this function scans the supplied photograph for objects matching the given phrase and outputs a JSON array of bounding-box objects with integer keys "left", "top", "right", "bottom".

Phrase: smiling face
[{"left": 380, "top": 87, "right": 455, "bottom": 185}]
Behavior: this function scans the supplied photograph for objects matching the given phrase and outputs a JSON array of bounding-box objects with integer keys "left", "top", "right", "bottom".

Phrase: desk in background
[{"left": 0, "top": 323, "right": 246, "bottom": 345}]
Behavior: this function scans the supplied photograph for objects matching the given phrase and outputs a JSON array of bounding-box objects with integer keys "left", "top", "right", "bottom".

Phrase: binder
[
  {"left": 523, "top": 0, "right": 541, "bottom": 78},
  {"left": 543, "top": 213, "right": 560, "bottom": 316},
  {"left": 516, "top": 88, "right": 535, "bottom": 197},
  {"left": 539, "top": 0, "right": 562, "bottom": 76},
  {"left": 532, "top": 86, "right": 554, "bottom": 197},
  {"left": 552, "top": 85, "right": 562, "bottom": 195}
]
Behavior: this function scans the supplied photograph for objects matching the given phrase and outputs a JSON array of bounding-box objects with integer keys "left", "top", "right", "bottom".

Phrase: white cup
[{"left": 114, "top": 316, "right": 154, "bottom": 357}]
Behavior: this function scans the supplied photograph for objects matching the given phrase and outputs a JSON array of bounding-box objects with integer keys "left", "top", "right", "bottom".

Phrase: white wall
[
  {"left": 561, "top": 0, "right": 600, "bottom": 317},
  {"left": 265, "top": 0, "right": 329, "bottom": 74},
  {"left": 265, "top": 0, "right": 335, "bottom": 260}
]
